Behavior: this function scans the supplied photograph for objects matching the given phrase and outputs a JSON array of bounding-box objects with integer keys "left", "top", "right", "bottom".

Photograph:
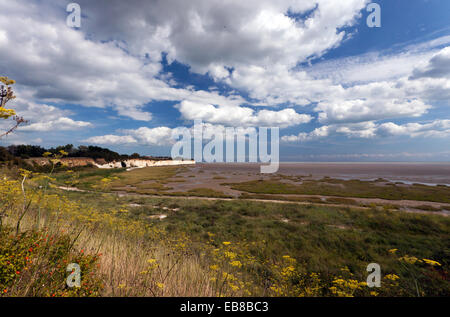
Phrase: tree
[{"left": 0, "top": 76, "right": 26, "bottom": 138}]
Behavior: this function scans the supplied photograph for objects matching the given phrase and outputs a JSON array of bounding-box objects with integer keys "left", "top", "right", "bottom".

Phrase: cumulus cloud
[
  {"left": 2, "top": 0, "right": 449, "bottom": 151},
  {"left": 83, "top": 135, "right": 138, "bottom": 145},
  {"left": 74, "top": 0, "right": 369, "bottom": 74},
  {"left": 0, "top": 96, "right": 92, "bottom": 132},
  {"left": 128, "top": 127, "right": 177, "bottom": 146},
  {"left": 229, "top": 45, "right": 450, "bottom": 124},
  {"left": 176, "top": 100, "right": 312, "bottom": 128},
  {"left": 282, "top": 120, "right": 450, "bottom": 142},
  {"left": 315, "top": 98, "right": 430, "bottom": 124},
  {"left": 281, "top": 126, "right": 329, "bottom": 142},
  {"left": 376, "top": 120, "right": 450, "bottom": 138},
  {"left": 225, "top": 43, "right": 450, "bottom": 126},
  {"left": 20, "top": 117, "right": 92, "bottom": 132},
  {"left": 0, "top": 0, "right": 250, "bottom": 123},
  {"left": 86, "top": 127, "right": 180, "bottom": 146},
  {"left": 0, "top": 0, "right": 369, "bottom": 127},
  {"left": 84, "top": 122, "right": 267, "bottom": 147},
  {"left": 410, "top": 47, "right": 450, "bottom": 79}
]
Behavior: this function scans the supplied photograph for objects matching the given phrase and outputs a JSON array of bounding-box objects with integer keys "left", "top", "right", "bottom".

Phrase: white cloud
[
  {"left": 75, "top": 0, "right": 369, "bottom": 74},
  {"left": 0, "top": 96, "right": 92, "bottom": 132},
  {"left": 282, "top": 120, "right": 450, "bottom": 142},
  {"left": 86, "top": 126, "right": 180, "bottom": 146},
  {"left": 20, "top": 117, "right": 92, "bottom": 132},
  {"left": 315, "top": 98, "right": 430, "bottom": 124},
  {"left": 304, "top": 51, "right": 436, "bottom": 85},
  {"left": 0, "top": 0, "right": 251, "bottom": 122},
  {"left": 176, "top": 100, "right": 312, "bottom": 128},
  {"left": 84, "top": 135, "right": 137, "bottom": 145},
  {"left": 84, "top": 122, "right": 264, "bottom": 147},
  {"left": 376, "top": 120, "right": 450, "bottom": 138},
  {"left": 410, "top": 46, "right": 450, "bottom": 79},
  {"left": 282, "top": 125, "right": 329, "bottom": 142},
  {"left": 2, "top": 0, "right": 449, "bottom": 151},
  {"left": 304, "top": 36, "right": 450, "bottom": 85},
  {"left": 128, "top": 127, "right": 176, "bottom": 146}
]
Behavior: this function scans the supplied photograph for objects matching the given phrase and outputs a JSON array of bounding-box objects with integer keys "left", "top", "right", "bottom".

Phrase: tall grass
[
  {"left": 0, "top": 172, "right": 216, "bottom": 297},
  {"left": 1, "top": 167, "right": 449, "bottom": 297}
]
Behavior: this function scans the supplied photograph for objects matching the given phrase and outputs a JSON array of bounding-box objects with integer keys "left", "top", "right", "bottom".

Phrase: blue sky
[{"left": 0, "top": 0, "right": 449, "bottom": 161}]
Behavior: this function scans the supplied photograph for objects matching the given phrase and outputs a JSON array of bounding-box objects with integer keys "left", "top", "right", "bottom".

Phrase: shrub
[{"left": 0, "top": 227, "right": 103, "bottom": 297}]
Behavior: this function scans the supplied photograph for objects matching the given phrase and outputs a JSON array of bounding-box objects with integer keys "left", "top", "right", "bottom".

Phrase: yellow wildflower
[
  {"left": 333, "top": 279, "right": 345, "bottom": 285},
  {"left": 399, "top": 255, "right": 419, "bottom": 264},
  {"left": 423, "top": 259, "right": 441, "bottom": 266},
  {"left": 229, "top": 284, "right": 240, "bottom": 292},
  {"left": 224, "top": 251, "right": 237, "bottom": 260},
  {"left": 385, "top": 274, "right": 400, "bottom": 281}
]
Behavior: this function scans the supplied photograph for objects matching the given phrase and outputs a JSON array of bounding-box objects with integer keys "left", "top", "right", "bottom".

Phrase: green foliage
[
  {"left": 7, "top": 145, "right": 47, "bottom": 158},
  {"left": 4, "top": 144, "right": 123, "bottom": 163},
  {"left": 230, "top": 178, "right": 450, "bottom": 203},
  {"left": 124, "top": 197, "right": 450, "bottom": 296}
]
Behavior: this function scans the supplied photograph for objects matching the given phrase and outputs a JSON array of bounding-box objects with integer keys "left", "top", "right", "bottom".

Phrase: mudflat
[{"left": 191, "top": 162, "right": 450, "bottom": 185}]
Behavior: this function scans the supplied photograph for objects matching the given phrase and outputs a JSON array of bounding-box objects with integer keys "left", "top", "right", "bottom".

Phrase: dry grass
[
  {"left": 76, "top": 229, "right": 214, "bottom": 297},
  {"left": 3, "top": 210, "right": 216, "bottom": 297},
  {"left": 1, "top": 175, "right": 217, "bottom": 297}
]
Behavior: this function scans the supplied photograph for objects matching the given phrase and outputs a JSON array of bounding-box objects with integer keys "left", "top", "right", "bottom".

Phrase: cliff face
[
  {"left": 27, "top": 157, "right": 195, "bottom": 169},
  {"left": 95, "top": 159, "right": 195, "bottom": 169}
]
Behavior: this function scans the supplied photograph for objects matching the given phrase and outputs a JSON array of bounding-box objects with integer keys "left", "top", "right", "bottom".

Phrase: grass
[
  {"left": 2, "top": 166, "right": 449, "bottom": 297},
  {"left": 414, "top": 205, "right": 445, "bottom": 212},
  {"left": 55, "top": 187, "right": 450, "bottom": 296},
  {"left": 239, "top": 193, "right": 360, "bottom": 206},
  {"left": 228, "top": 178, "right": 450, "bottom": 203},
  {"left": 53, "top": 167, "right": 126, "bottom": 190},
  {"left": 212, "top": 176, "right": 227, "bottom": 180},
  {"left": 53, "top": 166, "right": 185, "bottom": 191},
  {"left": 110, "top": 166, "right": 185, "bottom": 186},
  {"left": 171, "top": 188, "right": 233, "bottom": 198},
  {"left": 0, "top": 174, "right": 216, "bottom": 297},
  {"left": 114, "top": 182, "right": 173, "bottom": 195}
]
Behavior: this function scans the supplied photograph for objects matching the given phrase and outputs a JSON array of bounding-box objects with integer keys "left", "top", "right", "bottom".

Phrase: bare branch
[{"left": 0, "top": 116, "right": 27, "bottom": 138}]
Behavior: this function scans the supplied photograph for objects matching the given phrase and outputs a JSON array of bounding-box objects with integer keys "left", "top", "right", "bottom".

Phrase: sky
[{"left": 0, "top": 0, "right": 449, "bottom": 161}]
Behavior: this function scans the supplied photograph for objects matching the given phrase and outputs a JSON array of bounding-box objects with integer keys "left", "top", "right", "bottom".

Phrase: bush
[{"left": 0, "top": 227, "right": 103, "bottom": 297}]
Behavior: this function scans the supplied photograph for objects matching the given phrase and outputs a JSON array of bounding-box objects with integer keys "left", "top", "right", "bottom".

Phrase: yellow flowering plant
[{"left": 0, "top": 76, "right": 26, "bottom": 138}]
